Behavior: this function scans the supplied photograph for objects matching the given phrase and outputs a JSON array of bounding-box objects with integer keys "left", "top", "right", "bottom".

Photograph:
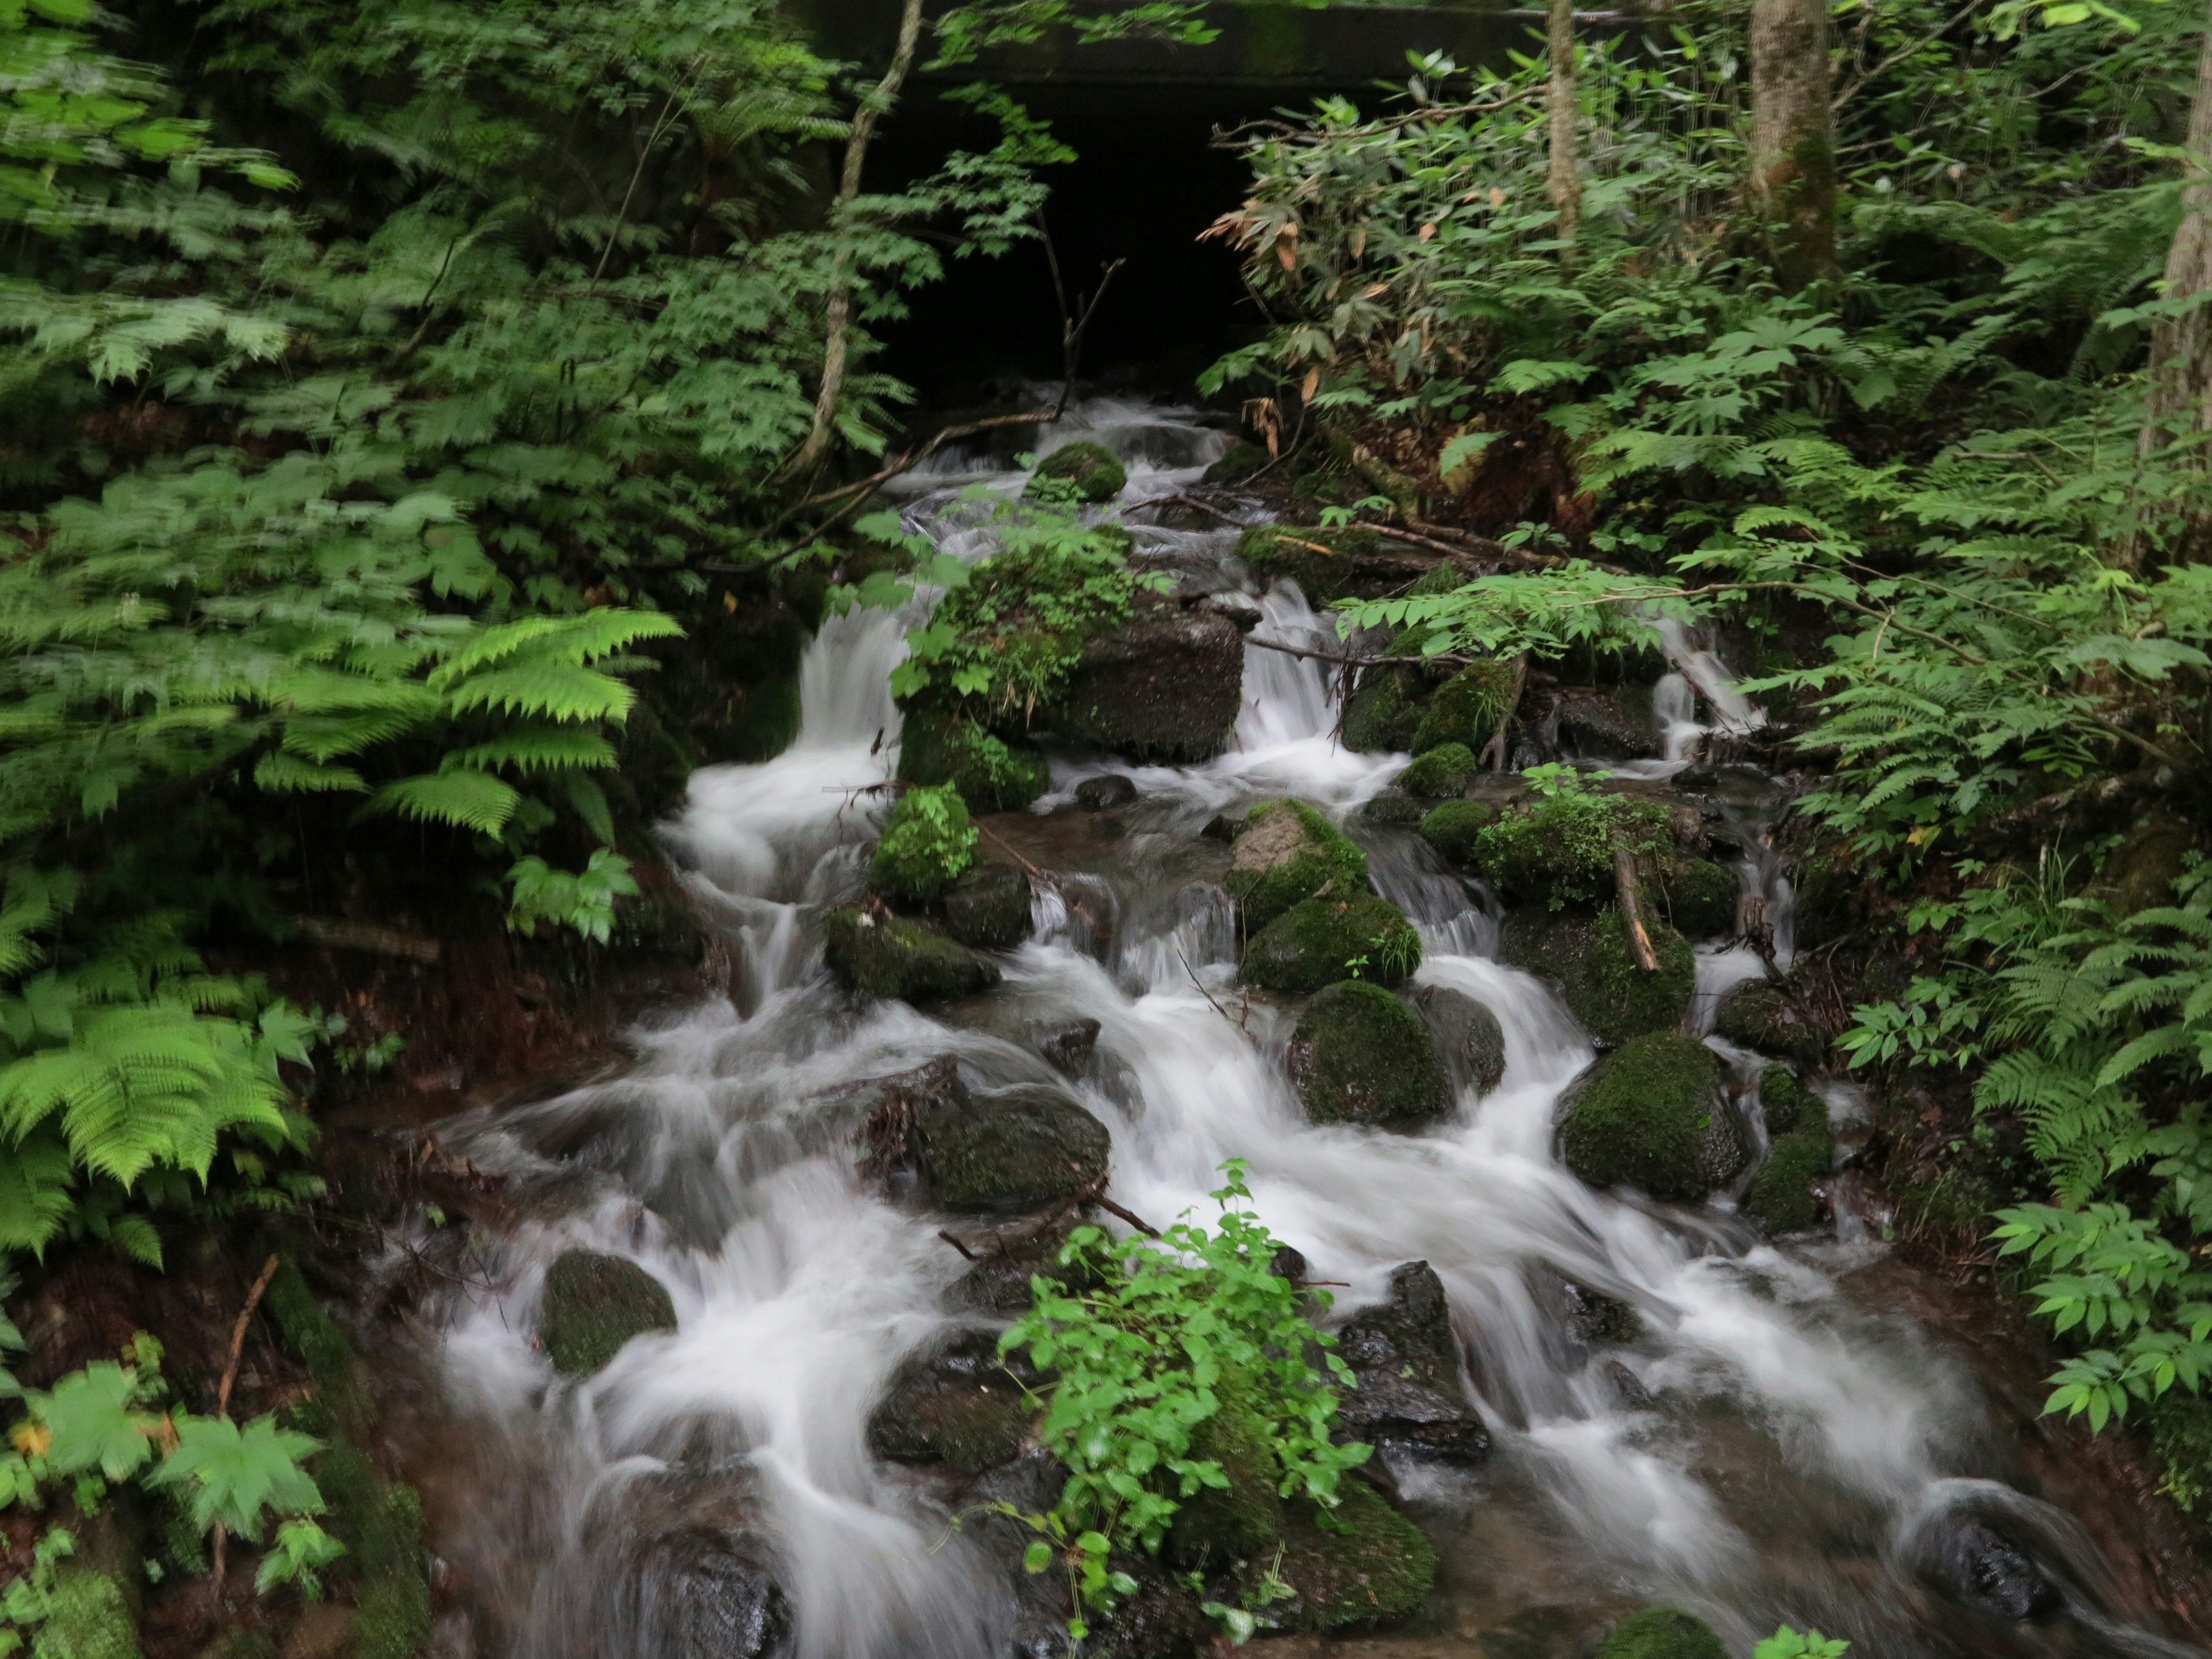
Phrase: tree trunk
[
  {"left": 1749, "top": 0, "right": 1838, "bottom": 290},
  {"left": 783, "top": 0, "right": 926, "bottom": 482},
  {"left": 1547, "top": 0, "right": 1580, "bottom": 249},
  {"left": 2146, "top": 5, "right": 2212, "bottom": 459}
]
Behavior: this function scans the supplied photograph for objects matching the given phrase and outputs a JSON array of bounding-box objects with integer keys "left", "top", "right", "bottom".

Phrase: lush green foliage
[
  {"left": 997, "top": 1163, "right": 1370, "bottom": 1642},
  {"left": 1473, "top": 766, "right": 1670, "bottom": 908},
  {"left": 869, "top": 783, "right": 978, "bottom": 901}
]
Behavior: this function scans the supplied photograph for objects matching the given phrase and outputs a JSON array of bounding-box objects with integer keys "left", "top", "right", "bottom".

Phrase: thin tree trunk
[
  {"left": 1547, "top": 0, "right": 1581, "bottom": 249},
  {"left": 2146, "top": 6, "right": 2212, "bottom": 460},
  {"left": 785, "top": 0, "right": 926, "bottom": 482},
  {"left": 1749, "top": 0, "right": 1838, "bottom": 290}
]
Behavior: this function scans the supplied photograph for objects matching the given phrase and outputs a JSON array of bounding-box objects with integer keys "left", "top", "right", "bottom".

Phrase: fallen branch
[
  {"left": 937, "top": 1229, "right": 979, "bottom": 1262},
  {"left": 291, "top": 916, "right": 441, "bottom": 964},
  {"left": 1088, "top": 1190, "right": 1163, "bottom": 1238},
  {"left": 211, "top": 1253, "right": 281, "bottom": 1596},
  {"left": 778, "top": 409, "right": 1059, "bottom": 530},
  {"left": 1133, "top": 491, "right": 1247, "bottom": 525},
  {"left": 1612, "top": 847, "right": 1660, "bottom": 972},
  {"left": 1245, "top": 635, "right": 1468, "bottom": 672}
]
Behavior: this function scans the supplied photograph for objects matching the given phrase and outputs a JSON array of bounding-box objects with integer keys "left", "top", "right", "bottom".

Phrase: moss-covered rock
[
  {"left": 1558, "top": 1033, "right": 1725, "bottom": 1201},
  {"left": 1758, "top": 1063, "right": 1816, "bottom": 1135},
  {"left": 1411, "top": 660, "right": 1518, "bottom": 755},
  {"left": 39, "top": 1570, "right": 139, "bottom": 1659},
  {"left": 938, "top": 861, "right": 1032, "bottom": 949},
  {"left": 1652, "top": 855, "right": 1739, "bottom": 940},
  {"left": 540, "top": 1249, "right": 678, "bottom": 1376},
  {"left": 1240, "top": 895, "right": 1422, "bottom": 995},
  {"left": 1272, "top": 1479, "right": 1437, "bottom": 1632},
  {"left": 1166, "top": 1384, "right": 1284, "bottom": 1571},
  {"left": 1360, "top": 793, "right": 1428, "bottom": 827},
  {"left": 1225, "top": 800, "right": 1369, "bottom": 933},
  {"left": 867, "top": 1328, "right": 1036, "bottom": 1473},
  {"left": 1234, "top": 524, "right": 1382, "bottom": 600},
  {"left": 1474, "top": 791, "right": 1672, "bottom": 910},
  {"left": 1409, "top": 983, "right": 1506, "bottom": 1095},
  {"left": 897, "top": 707, "right": 1050, "bottom": 813},
  {"left": 869, "top": 783, "right": 975, "bottom": 903},
  {"left": 1288, "top": 982, "right": 1449, "bottom": 1127},
  {"left": 1417, "top": 798, "right": 1500, "bottom": 865},
  {"left": 1713, "top": 979, "right": 1828, "bottom": 1067},
  {"left": 823, "top": 905, "right": 1000, "bottom": 1003},
  {"left": 1202, "top": 440, "right": 1270, "bottom": 484},
  {"left": 1597, "top": 1607, "right": 1726, "bottom": 1659},
  {"left": 1396, "top": 742, "right": 1476, "bottom": 798},
  {"left": 1044, "top": 604, "right": 1245, "bottom": 763},
  {"left": 1743, "top": 1126, "right": 1834, "bottom": 1233},
  {"left": 1342, "top": 668, "right": 1422, "bottom": 753},
  {"left": 915, "top": 1082, "right": 1111, "bottom": 1214},
  {"left": 1026, "top": 440, "right": 1127, "bottom": 502},
  {"left": 1502, "top": 906, "right": 1693, "bottom": 1045}
]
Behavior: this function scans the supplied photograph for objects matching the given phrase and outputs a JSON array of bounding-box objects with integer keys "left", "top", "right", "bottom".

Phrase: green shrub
[
  {"left": 1559, "top": 1033, "right": 1722, "bottom": 1200},
  {"left": 1027, "top": 440, "right": 1127, "bottom": 503},
  {"left": 1396, "top": 742, "right": 1476, "bottom": 798},
  {"left": 1474, "top": 774, "right": 1672, "bottom": 909},
  {"left": 870, "top": 784, "right": 977, "bottom": 902}
]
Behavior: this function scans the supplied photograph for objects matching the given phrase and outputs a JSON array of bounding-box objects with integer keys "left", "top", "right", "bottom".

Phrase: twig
[
  {"left": 1088, "top": 1191, "right": 1162, "bottom": 1238},
  {"left": 1177, "top": 946, "right": 1241, "bottom": 1027},
  {"left": 1132, "top": 491, "right": 1246, "bottom": 525},
  {"left": 210, "top": 1254, "right": 280, "bottom": 1596},
  {"left": 1246, "top": 635, "right": 1464, "bottom": 672},
  {"left": 775, "top": 410, "right": 1058, "bottom": 531},
  {"left": 1613, "top": 848, "right": 1659, "bottom": 972},
  {"left": 593, "top": 65, "right": 700, "bottom": 282},
  {"left": 937, "top": 1229, "right": 979, "bottom": 1262}
]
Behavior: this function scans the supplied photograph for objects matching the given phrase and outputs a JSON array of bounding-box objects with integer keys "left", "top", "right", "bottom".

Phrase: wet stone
[
  {"left": 914, "top": 1082, "right": 1111, "bottom": 1215},
  {"left": 537, "top": 1249, "right": 677, "bottom": 1377},
  {"left": 1336, "top": 1262, "right": 1489, "bottom": 1462},
  {"left": 1074, "top": 774, "right": 1138, "bottom": 809},
  {"left": 938, "top": 862, "right": 1032, "bottom": 950},
  {"left": 1035, "top": 1017, "right": 1102, "bottom": 1077},
  {"left": 1288, "top": 980, "right": 1449, "bottom": 1126},
  {"left": 1409, "top": 982, "right": 1507, "bottom": 1096},
  {"left": 1934, "top": 1521, "right": 2065, "bottom": 1621},
  {"left": 867, "top": 1327, "right": 1038, "bottom": 1474}
]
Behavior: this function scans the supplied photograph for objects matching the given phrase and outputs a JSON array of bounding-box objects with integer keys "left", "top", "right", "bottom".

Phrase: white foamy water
[{"left": 420, "top": 400, "right": 2198, "bottom": 1659}]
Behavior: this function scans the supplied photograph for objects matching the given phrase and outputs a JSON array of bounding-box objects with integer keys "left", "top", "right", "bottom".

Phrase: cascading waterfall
[{"left": 415, "top": 399, "right": 2200, "bottom": 1659}]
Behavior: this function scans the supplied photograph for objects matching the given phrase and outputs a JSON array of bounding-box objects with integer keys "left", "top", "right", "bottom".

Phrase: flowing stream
[{"left": 410, "top": 400, "right": 2200, "bottom": 1659}]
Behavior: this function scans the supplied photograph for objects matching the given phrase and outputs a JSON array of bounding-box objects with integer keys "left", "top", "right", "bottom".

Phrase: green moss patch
[
  {"left": 1411, "top": 660, "right": 1517, "bottom": 755},
  {"left": 1758, "top": 1063, "right": 1815, "bottom": 1135},
  {"left": 915, "top": 1083, "right": 1111, "bottom": 1214},
  {"left": 1240, "top": 895, "right": 1422, "bottom": 995},
  {"left": 1288, "top": 981, "right": 1449, "bottom": 1127},
  {"left": 1504, "top": 906, "right": 1692, "bottom": 1044},
  {"left": 867, "top": 1330, "right": 1037, "bottom": 1474},
  {"left": 1475, "top": 791, "right": 1672, "bottom": 909},
  {"left": 1396, "top": 742, "right": 1476, "bottom": 798},
  {"left": 1559, "top": 1033, "right": 1724, "bottom": 1201},
  {"left": 40, "top": 1570, "right": 139, "bottom": 1659},
  {"left": 1272, "top": 1479, "right": 1438, "bottom": 1633},
  {"left": 1652, "top": 855, "right": 1738, "bottom": 940},
  {"left": 1713, "top": 980, "right": 1828, "bottom": 1067},
  {"left": 1226, "top": 799, "right": 1369, "bottom": 934},
  {"left": 937, "top": 861, "right": 1031, "bottom": 949},
  {"left": 897, "top": 707, "right": 1050, "bottom": 813},
  {"left": 539, "top": 1249, "right": 678, "bottom": 1376},
  {"left": 1417, "top": 799, "right": 1500, "bottom": 865},
  {"left": 1342, "top": 668, "right": 1421, "bottom": 753},
  {"left": 823, "top": 905, "right": 1000, "bottom": 1003},
  {"left": 1597, "top": 1607, "right": 1726, "bottom": 1659},
  {"left": 1202, "top": 440, "right": 1270, "bottom": 484},
  {"left": 1027, "top": 440, "right": 1127, "bottom": 502},
  {"left": 1360, "top": 793, "right": 1427, "bottom": 827},
  {"left": 1234, "top": 524, "right": 1380, "bottom": 600},
  {"left": 1743, "top": 1126, "right": 1834, "bottom": 1233}
]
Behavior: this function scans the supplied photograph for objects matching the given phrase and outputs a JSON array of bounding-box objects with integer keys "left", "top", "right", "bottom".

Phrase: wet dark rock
[
  {"left": 1713, "top": 978, "right": 1827, "bottom": 1067},
  {"left": 1563, "top": 1282, "right": 1645, "bottom": 1348},
  {"left": 1743, "top": 1124, "right": 1833, "bottom": 1234},
  {"left": 1596, "top": 1606, "right": 1725, "bottom": 1659},
  {"left": 1501, "top": 907, "right": 1694, "bottom": 1046},
  {"left": 1409, "top": 982, "right": 1506, "bottom": 1095},
  {"left": 634, "top": 1526, "right": 791, "bottom": 1659},
  {"left": 1650, "top": 855, "right": 1739, "bottom": 941},
  {"left": 1199, "top": 813, "right": 1238, "bottom": 843},
  {"left": 1194, "top": 592, "right": 1264, "bottom": 632},
  {"left": 1936, "top": 1522, "right": 2065, "bottom": 1621},
  {"left": 1343, "top": 667, "right": 1422, "bottom": 753},
  {"left": 1603, "top": 1359, "right": 1653, "bottom": 1409},
  {"left": 1269, "top": 1480, "right": 1437, "bottom": 1631},
  {"left": 1554, "top": 687, "right": 1660, "bottom": 760},
  {"left": 823, "top": 905, "right": 1000, "bottom": 1004},
  {"left": 1558, "top": 1033, "right": 1728, "bottom": 1202},
  {"left": 1201, "top": 440, "right": 1270, "bottom": 484},
  {"left": 1036, "top": 1017, "right": 1102, "bottom": 1077},
  {"left": 1359, "top": 792, "right": 1429, "bottom": 827},
  {"left": 1412, "top": 661, "right": 1518, "bottom": 756},
  {"left": 1240, "top": 894, "right": 1422, "bottom": 995},
  {"left": 914, "top": 1082, "right": 1111, "bottom": 1215},
  {"left": 538, "top": 1249, "right": 677, "bottom": 1377},
  {"left": 867, "top": 1327, "right": 1037, "bottom": 1474},
  {"left": 939, "top": 862, "right": 1032, "bottom": 950},
  {"left": 1044, "top": 604, "right": 1243, "bottom": 763},
  {"left": 1758, "top": 1063, "right": 1816, "bottom": 1135},
  {"left": 1288, "top": 981, "right": 1450, "bottom": 1127},
  {"left": 1336, "top": 1262, "right": 1489, "bottom": 1462},
  {"left": 1233, "top": 523, "right": 1382, "bottom": 601},
  {"left": 1225, "top": 799, "right": 1369, "bottom": 932},
  {"left": 1074, "top": 774, "right": 1138, "bottom": 810}
]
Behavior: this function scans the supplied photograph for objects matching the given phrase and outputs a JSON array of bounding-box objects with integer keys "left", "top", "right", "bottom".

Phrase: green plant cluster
[
  {"left": 997, "top": 1162, "right": 1372, "bottom": 1645},
  {"left": 869, "top": 785, "right": 979, "bottom": 902},
  {"left": 1474, "top": 767, "right": 1671, "bottom": 910}
]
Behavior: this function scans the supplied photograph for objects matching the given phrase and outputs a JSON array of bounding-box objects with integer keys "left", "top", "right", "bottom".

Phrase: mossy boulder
[
  {"left": 1713, "top": 979, "right": 1827, "bottom": 1067},
  {"left": 39, "top": 1571, "right": 139, "bottom": 1659},
  {"left": 866, "top": 1328, "right": 1037, "bottom": 1473},
  {"left": 823, "top": 905, "right": 1000, "bottom": 1003},
  {"left": 1743, "top": 1124, "right": 1834, "bottom": 1233},
  {"left": 914, "top": 1082, "right": 1111, "bottom": 1214},
  {"left": 1417, "top": 798, "right": 1501, "bottom": 865},
  {"left": 1411, "top": 660, "right": 1518, "bottom": 755},
  {"left": 1272, "top": 1480, "right": 1437, "bottom": 1632},
  {"left": 1288, "top": 981, "right": 1449, "bottom": 1127},
  {"left": 1360, "top": 793, "right": 1428, "bottom": 827},
  {"left": 1652, "top": 855, "right": 1738, "bottom": 940},
  {"left": 1241, "top": 895, "right": 1422, "bottom": 995},
  {"left": 1474, "top": 790, "right": 1672, "bottom": 910},
  {"left": 1409, "top": 983, "right": 1507, "bottom": 1095},
  {"left": 1044, "top": 604, "right": 1245, "bottom": 762},
  {"left": 539, "top": 1249, "right": 678, "bottom": 1376},
  {"left": 1758, "top": 1063, "right": 1816, "bottom": 1135},
  {"left": 1396, "top": 741, "right": 1477, "bottom": 798},
  {"left": 1166, "top": 1384, "right": 1285, "bottom": 1571},
  {"left": 1343, "top": 668, "right": 1422, "bottom": 753},
  {"left": 1502, "top": 906, "right": 1694, "bottom": 1045},
  {"left": 1026, "top": 440, "right": 1126, "bottom": 502},
  {"left": 1225, "top": 799, "right": 1369, "bottom": 933},
  {"left": 1202, "top": 440, "right": 1270, "bottom": 484},
  {"left": 1597, "top": 1607, "right": 1726, "bottom": 1659},
  {"left": 1558, "top": 1033, "right": 1726, "bottom": 1202},
  {"left": 939, "top": 861, "right": 1032, "bottom": 949},
  {"left": 869, "top": 783, "right": 975, "bottom": 903},
  {"left": 1234, "top": 523, "right": 1381, "bottom": 600},
  {"left": 897, "top": 707, "right": 1050, "bottom": 813}
]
